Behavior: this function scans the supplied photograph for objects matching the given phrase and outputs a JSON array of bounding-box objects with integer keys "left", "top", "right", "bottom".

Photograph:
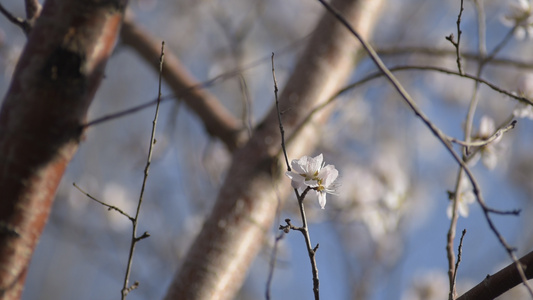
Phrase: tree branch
[
  {"left": 458, "top": 250, "right": 533, "bottom": 300},
  {"left": 376, "top": 46, "right": 533, "bottom": 70},
  {"left": 120, "top": 18, "right": 246, "bottom": 152}
]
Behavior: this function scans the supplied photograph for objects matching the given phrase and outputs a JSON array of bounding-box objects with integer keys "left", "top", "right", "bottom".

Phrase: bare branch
[
  {"left": 121, "top": 41, "right": 164, "bottom": 300},
  {"left": 265, "top": 232, "right": 284, "bottom": 300},
  {"left": 449, "top": 120, "right": 516, "bottom": 147},
  {"left": 445, "top": 0, "right": 465, "bottom": 75},
  {"left": 376, "top": 46, "right": 533, "bottom": 70},
  {"left": 73, "top": 183, "right": 134, "bottom": 221},
  {"left": 271, "top": 53, "right": 290, "bottom": 172},
  {"left": 0, "top": 3, "right": 31, "bottom": 34},
  {"left": 450, "top": 229, "right": 467, "bottom": 300},
  {"left": 458, "top": 250, "right": 533, "bottom": 300}
]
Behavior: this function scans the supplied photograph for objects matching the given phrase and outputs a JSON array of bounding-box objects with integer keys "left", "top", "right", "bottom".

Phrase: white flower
[
  {"left": 447, "top": 177, "right": 475, "bottom": 218},
  {"left": 502, "top": 0, "right": 533, "bottom": 39},
  {"left": 286, "top": 154, "right": 339, "bottom": 209}
]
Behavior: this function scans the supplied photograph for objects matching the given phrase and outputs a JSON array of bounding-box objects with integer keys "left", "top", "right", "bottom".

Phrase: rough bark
[
  {"left": 163, "top": 0, "right": 384, "bottom": 299},
  {"left": 0, "top": 1, "right": 127, "bottom": 299}
]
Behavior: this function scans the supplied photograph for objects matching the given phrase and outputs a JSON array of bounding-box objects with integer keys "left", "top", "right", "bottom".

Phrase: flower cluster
[{"left": 286, "top": 154, "right": 339, "bottom": 209}]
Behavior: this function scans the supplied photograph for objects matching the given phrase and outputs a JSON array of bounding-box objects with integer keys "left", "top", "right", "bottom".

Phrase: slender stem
[
  {"left": 272, "top": 53, "right": 319, "bottom": 299},
  {"left": 271, "top": 53, "right": 291, "bottom": 171},
  {"left": 265, "top": 233, "right": 284, "bottom": 300},
  {"left": 0, "top": 3, "right": 31, "bottom": 33},
  {"left": 73, "top": 183, "right": 134, "bottom": 221},
  {"left": 452, "top": 229, "right": 467, "bottom": 288},
  {"left": 121, "top": 41, "right": 165, "bottom": 300},
  {"left": 295, "top": 189, "right": 320, "bottom": 300}
]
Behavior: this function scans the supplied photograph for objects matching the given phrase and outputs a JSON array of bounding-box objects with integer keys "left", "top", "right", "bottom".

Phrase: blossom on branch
[{"left": 286, "top": 154, "right": 339, "bottom": 209}]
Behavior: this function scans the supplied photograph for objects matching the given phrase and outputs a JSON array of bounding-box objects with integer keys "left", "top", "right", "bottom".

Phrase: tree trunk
[
  {"left": 0, "top": 1, "right": 127, "bottom": 299},
  {"left": 164, "top": 0, "right": 384, "bottom": 299}
]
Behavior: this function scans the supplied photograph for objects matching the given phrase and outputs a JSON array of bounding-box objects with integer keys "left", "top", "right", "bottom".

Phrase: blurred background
[{"left": 1, "top": 0, "right": 533, "bottom": 299}]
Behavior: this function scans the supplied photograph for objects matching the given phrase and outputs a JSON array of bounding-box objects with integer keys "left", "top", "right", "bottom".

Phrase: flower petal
[
  {"left": 286, "top": 171, "right": 306, "bottom": 190},
  {"left": 307, "top": 154, "right": 323, "bottom": 175},
  {"left": 319, "top": 165, "right": 339, "bottom": 187},
  {"left": 317, "top": 191, "right": 327, "bottom": 209}
]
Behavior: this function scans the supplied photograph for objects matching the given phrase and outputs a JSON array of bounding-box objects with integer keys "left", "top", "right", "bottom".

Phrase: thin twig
[
  {"left": 451, "top": 229, "right": 467, "bottom": 299},
  {"left": 315, "top": 0, "right": 533, "bottom": 297},
  {"left": 447, "top": 169, "right": 463, "bottom": 300},
  {"left": 445, "top": 0, "right": 465, "bottom": 75},
  {"left": 284, "top": 65, "right": 530, "bottom": 161},
  {"left": 484, "top": 25, "right": 518, "bottom": 64},
  {"left": 378, "top": 66, "right": 533, "bottom": 106},
  {"left": 376, "top": 46, "right": 533, "bottom": 70},
  {"left": 272, "top": 54, "right": 319, "bottom": 300},
  {"left": 272, "top": 53, "right": 291, "bottom": 171},
  {"left": 448, "top": 120, "right": 516, "bottom": 147},
  {"left": 265, "top": 232, "right": 284, "bottom": 300},
  {"left": 121, "top": 41, "right": 165, "bottom": 300},
  {"left": 72, "top": 182, "right": 134, "bottom": 221},
  {"left": 84, "top": 95, "right": 174, "bottom": 128},
  {"left": 463, "top": 0, "right": 487, "bottom": 158},
  {"left": 265, "top": 175, "right": 287, "bottom": 300},
  {"left": 212, "top": 8, "right": 255, "bottom": 137},
  {"left": 0, "top": 3, "right": 31, "bottom": 34},
  {"left": 291, "top": 65, "right": 533, "bottom": 138},
  {"left": 295, "top": 188, "right": 320, "bottom": 300}
]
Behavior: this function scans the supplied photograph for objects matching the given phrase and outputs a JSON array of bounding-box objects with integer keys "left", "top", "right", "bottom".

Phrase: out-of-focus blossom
[
  {"left": 502, "top": 0, "right": 533, "bottom": 39},
  {"left": 286, "top": 154, "right": 339, "bottom": 209},
  {"left": 401, "top": 270, "right": 449, "bottom": 300},
  {"left": 513, "top": 103, "right": 533, "bottom": 119},
  {"left": 470, "top": 116, "right": 505, "bottom": 170},
  {"left": 335, "top": 154, "right": 409, "bottom": 241},
  {"left": 513, "top": 73, "right": 533, "bottom": 119},
  {"left": 447, "top": 177, "right": 475, "bottom": 218}
]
